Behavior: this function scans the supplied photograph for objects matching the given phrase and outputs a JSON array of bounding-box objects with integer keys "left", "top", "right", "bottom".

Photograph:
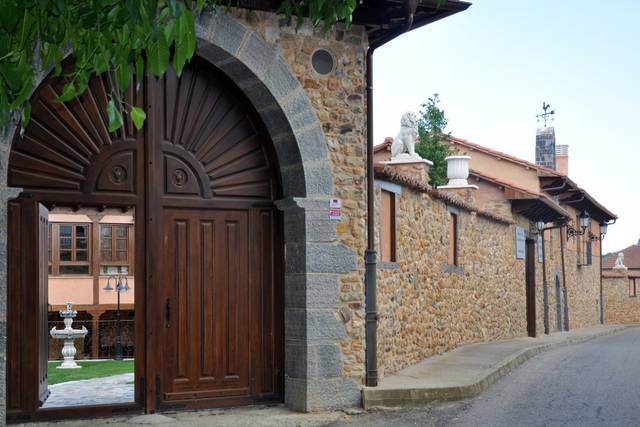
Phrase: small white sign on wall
[
  {"left": 329, "top": 198, "right": 342, "bottom": 220},
  {"left": 515, "top": 227, "right": 526, "bottom": 259}
]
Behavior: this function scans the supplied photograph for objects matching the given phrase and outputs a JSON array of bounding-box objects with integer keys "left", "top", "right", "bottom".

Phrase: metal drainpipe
[
  {"left": 541, "top": 223, "right": 565, "bottom": 334},
  {"left": 365, "top": 1, "right": 418, "bottom": 388},
  {"left": 599, "top": 218, "right": 615, "bottom": 324},
  {"left": 599, "top": 239, "right": 604, "bottom": 324},
  {"left": 541, "top": 229, "right": 549, "bottom": 334},
  {"left": 560, "top": 226, "right": 569, "bottom": 331}
]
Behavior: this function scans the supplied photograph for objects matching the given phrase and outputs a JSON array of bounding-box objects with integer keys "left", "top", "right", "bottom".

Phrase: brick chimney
[
  {"left": 555, "top": 144, "right": 568, "bottom": 175},
  {"left": 536, "top": 127, "right": 556, "bottom": 170}
]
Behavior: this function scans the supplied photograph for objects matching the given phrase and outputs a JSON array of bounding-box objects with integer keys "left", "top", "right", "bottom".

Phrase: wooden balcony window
[
  {"left": 100, "top": 224, "right": 134, "bottom": 275},
  {"left": 49, "top": 223, "right": 91, "bottom": 275}
]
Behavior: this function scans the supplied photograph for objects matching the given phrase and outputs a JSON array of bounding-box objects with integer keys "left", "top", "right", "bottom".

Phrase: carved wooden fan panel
[
  {"left": 8, "top": 61, "right": 142, "bottom": 196},
  {"left": 158, "top": 60, "right": 276, "bottom": 200},
  {"left": 9, "top": 57, "right": 277, "bottom": 202}
]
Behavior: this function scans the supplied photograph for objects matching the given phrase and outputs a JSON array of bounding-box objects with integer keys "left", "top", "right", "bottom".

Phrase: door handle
[{"left": 165, "top": 298, "right": 171, "bottom": 328}]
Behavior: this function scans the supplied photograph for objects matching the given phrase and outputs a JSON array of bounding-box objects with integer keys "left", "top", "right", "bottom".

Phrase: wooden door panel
[
  {"left": 162, "top": 210, "right": 251, "bottom": 401},
  {"left": 525, "top": 239, "right": 536, "bottom": 337},
  {"left": 38, "top": 204, "right": 50, "bottom": 405}
]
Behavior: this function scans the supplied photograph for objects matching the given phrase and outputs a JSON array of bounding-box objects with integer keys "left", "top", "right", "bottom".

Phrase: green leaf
[
  {"left": 0, "top": 1, "right": 19, "bottom": 32},
  {"left": 116, "top": 62, "right": 131, "bottom": 90},
  {"left": 56, "top": 82, "right": 77, "bottom": 102},
  {"left": 130, "top": 106, "right": 146, "bottom": 130},
  {"left": 197, "top": 0, "right": 204, "bottom": 14},
  {"left": 107, "top": 98, "right": 124, "bottom": 132},
  {"left": 135, "top": 56, "right": 144, "bottom": 78},
  {"left": 147, "top": 32, "right": 169, "bottom": 77},
  {"left": 0, "top": 63, "right": 22, "bottom": 91},
  {"left": 20, "top": 102, "right": 31, "bottom": 134},
  {"left": 173, "top": 10, "right": 196, "bottom": 76}
]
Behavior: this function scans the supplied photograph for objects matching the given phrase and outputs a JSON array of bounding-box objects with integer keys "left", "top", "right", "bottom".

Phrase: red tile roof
[
  {"left": 448, "top": 136, "right": 563, "bottom": 177},
  {"left": 374, "top": 137, "right": 393, "bottom": 153},
  {"left": 374, "top": 164, "right": 515, "bottom": 225},
  {"left": 603, "top": 243, "right": 640, "bottom": 269},
  {"left": 470, "top": 169, "right": 569, "bottom": 222}
]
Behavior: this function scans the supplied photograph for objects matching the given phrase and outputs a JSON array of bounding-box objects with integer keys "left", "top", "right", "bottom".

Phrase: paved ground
[
  {"left": 27, "top": 327, "right": 637, "bottom": 426},
  {"left": 42, "top": 373, "right": 135, "bottom": 408},
  {"left": 364, "top": 324, "right": 625, "bottom": 408},
  {"left": 335, "top": 327, "right": 640, "bottom": 426}
]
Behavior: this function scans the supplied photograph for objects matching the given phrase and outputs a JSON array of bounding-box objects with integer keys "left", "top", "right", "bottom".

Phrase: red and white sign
[{"left": 329, "top": 198, "right": 342, "bottom": 220}]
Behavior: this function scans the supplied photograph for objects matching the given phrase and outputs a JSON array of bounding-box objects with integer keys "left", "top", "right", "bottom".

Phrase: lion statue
[
  {"left": 391, "top": 111, "right": 419, "bottom": 159},
  {"left": 613, "top": 252, "right": 627, "bottom": 270}
]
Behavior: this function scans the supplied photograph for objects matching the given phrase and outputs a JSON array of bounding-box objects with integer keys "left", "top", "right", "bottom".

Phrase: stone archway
[
  {"left": 0, "top": 10, "right": 359, "bottom": 416},
  {"left": 193, "top": 11, "right": 360, "bottom": 411}
]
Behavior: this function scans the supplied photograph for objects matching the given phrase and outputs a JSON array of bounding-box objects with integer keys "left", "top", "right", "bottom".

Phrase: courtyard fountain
[{"left": 50, "top": 302, "right": 88, "bottom": 369}]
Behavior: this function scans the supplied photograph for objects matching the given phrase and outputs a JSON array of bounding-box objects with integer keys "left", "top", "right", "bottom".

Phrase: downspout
[
  {"left": 541, "top": 229, "right": 549, "bottom": 334},
  {"left": 542, "top": 223, "right": 565, "bottom": 333},
  {"left": 599, "top": 238, "right": 603, "bottom": 324},
  {"left": 365, "top": 1, "right": 418, "bottom": 388},
  {"left": 599, "top": 218, "right": 616, "bottom": 324},
  {"left": 560, "top": 226, "right": 569, "bottom": 331}
]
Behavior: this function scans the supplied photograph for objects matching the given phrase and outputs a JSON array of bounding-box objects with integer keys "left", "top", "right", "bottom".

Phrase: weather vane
[{"left": 536, "top": 102, "right": 555, "bottom": 127}]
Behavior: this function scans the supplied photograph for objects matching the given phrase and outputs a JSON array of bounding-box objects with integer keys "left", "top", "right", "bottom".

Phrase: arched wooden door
[
  {"left": 147, "top": 60, "right": 284, "bottom": 409},
  {"left": 6, "top": 57, "right": 283, "bottom": 417}
]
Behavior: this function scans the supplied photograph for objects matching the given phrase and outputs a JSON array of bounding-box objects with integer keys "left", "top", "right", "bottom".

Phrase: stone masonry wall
[
  {"left": 604, "top": 274, "right": 640, "bottom": 324},
  {"left": 225, "top": 9, "right": 368, "bottom": 384},
  {"left": 539, "top": 221, "right": 602, "bottom": 334},
  {"left": 375, "top": 183, "right": 530, "bottom": 377},
  {"left": 375, "top": 177, "right": 605, "bottom": 378}
]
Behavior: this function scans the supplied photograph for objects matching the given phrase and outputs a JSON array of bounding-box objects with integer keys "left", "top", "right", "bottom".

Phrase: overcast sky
[{"left": 373, "top": 0, "right": 639, "bottom": 254}]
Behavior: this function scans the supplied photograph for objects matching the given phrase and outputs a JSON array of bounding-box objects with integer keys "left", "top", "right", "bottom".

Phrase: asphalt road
[{"left": 334, "top": 327, "right": 640, "bottom": 427}]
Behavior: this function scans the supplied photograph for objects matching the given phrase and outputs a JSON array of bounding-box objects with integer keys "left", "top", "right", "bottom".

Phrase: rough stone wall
[
  {"left": 375, "top": 184, "right": 529, "bottom": 377},
  {"left": 536, "top": 224, "right": 602, "bottom": 334},
  {"left": 222, "top": 9, "right": 369, "bottom": 386},
  {"left": 604, "top": 274, "right": 640, "bottom": 324}
]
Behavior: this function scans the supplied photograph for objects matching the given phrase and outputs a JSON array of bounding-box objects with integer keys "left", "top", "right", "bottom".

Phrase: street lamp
[
  {"left": 589, "top": 221, "right": 609, "bottom": 241},
  {"left": 103, "top": 275, "right": 130, "bottom": 361},
  {"left": 567, "top": 211, "right": 591, "bottom": 240}
]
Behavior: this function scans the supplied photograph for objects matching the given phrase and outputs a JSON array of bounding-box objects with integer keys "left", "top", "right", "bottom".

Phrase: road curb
[{"left": 363, "top": 326, "right": 628, "bottom": 409}]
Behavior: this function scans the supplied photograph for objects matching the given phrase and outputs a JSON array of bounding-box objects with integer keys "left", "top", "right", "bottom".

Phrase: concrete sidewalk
[{"left": 363, "top": 324, "right": 628, "bottom": 409}]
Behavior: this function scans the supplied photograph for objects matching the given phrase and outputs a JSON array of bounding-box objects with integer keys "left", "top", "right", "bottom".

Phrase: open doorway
[{"left": 42, "top": 207, "right": 136, "bottom": 408}]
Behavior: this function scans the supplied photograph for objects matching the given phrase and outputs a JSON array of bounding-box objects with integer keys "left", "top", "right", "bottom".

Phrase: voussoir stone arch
[
  {"left": 195, "top": 12, "right": 360, "bottom": 411},
  {"left": 195, "top": 10, "right": 334, "bottom": 199}
]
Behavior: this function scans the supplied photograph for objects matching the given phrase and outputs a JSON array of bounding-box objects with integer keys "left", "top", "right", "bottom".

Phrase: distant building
[{"left": 602, "top": 239, "right": 640, "bottom": 324}]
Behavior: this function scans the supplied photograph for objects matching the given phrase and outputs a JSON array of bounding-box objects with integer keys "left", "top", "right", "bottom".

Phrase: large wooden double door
[
  {"left": 6, "top": 57, "right": 283, "bottom": 419},
  {"left": 159, "top": 208, "right": 279, "bottom": 405}
]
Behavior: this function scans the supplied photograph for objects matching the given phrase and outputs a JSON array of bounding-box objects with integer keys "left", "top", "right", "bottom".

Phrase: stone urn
[
  {"left": 50, "top": 302, "right": 88, "bottom": 369},
  {"left": 445, "top": 155, "right": 471, "bottom": 186}
]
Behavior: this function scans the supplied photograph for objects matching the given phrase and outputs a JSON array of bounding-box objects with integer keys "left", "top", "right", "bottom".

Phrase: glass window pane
[
  {"left": 76, "top": 251, "right": 88, "bottom": 261},
  {"left": 59, "top": 265, "right": 89, "bottom": 275},
  {"left": 116, "top": 239, "right": 127, "bottom": 251},
  {"left": 60, "top": 225, "right": 72, "bottom": 237},
  {"left": 60, "top": 251, "right": 72, "bottom": 261},
  {"left": 116, "top": 251, "right": 127, "bottom": 262},
  {"left": 101, "top": 250, "right": 112, "bottom": 261},
  {"left": 116, "top": 226, "right": 128, "bottom": 238},
  {"left": 76, "top": 238, "right": 88, "bottom": 249},
  {"left": 101, "top": 226, "right": 112, "bottom": 237},
  {"left": 75, "top": 225, "right": 88, "bottom": 237},
  {"left": 101, "top": 265, "right": 129, "bottom": 275},
  {"left": 60, "top": 237, "right": 72, "bottom": 249},
  {"left": 101, "top": 238, "right": 112, "bottom": 250}
]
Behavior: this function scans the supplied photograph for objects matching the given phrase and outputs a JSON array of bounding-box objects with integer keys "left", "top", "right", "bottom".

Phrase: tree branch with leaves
[
  {"left": 0, "top": 0, "right": 358, "bottom": 133},
  {"left": 415, "top": 94, "right": 453, "bottom": 187}
]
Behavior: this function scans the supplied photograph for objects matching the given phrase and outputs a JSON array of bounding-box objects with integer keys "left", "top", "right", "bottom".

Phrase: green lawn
[{"left": 47, "top": 360, "right": 134, "bottom": 385}]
